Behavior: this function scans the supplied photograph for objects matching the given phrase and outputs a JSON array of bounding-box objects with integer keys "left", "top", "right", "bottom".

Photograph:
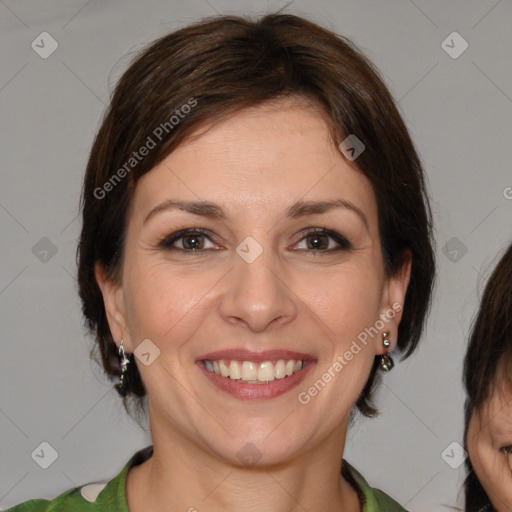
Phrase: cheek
[
  {"left": 305, "top": 266, "right": 383, "bottom": 337},
  {"left": 467, "top": 416, "right": 488, "bottom": 477},
  {"left": 124, "top": 260, "right": 207, "bottom": 341},
  {"left": 296, "top": 268, "right": 383, "bottom": 393}
]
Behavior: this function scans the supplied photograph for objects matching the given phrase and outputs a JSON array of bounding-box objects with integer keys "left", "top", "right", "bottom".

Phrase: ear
[
  {"left": 94, "top": 262, "right": 133, "bottom": 352},
  {"left": 376, "top": 249, "right": 412, "bottom": 355}
]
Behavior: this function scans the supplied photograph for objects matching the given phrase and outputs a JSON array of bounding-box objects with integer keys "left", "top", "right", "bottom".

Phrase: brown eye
[
  {"left": 158, "top": 228, "right": 219, "bottom": 253},
  {"left": 294, "top": 228, "right": 351, "bottom": 253}
]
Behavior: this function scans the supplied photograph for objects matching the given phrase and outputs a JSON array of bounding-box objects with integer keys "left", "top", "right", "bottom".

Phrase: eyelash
[{"left": 157, "top": 227, "right": 351, "bottom": 255}]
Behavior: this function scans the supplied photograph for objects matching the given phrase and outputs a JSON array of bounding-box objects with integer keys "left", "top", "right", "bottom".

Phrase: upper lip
[{"left": 196, "top": 349, "right": 316, "bottom": 363}]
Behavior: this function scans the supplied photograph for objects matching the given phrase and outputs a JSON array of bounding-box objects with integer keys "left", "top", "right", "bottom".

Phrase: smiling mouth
[{"left": 200, "top": 358, "right": 309, "bottom": 384}]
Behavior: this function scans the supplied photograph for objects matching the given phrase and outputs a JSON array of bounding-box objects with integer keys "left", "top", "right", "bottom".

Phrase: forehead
[{"left": 131, "top": 99, "right": 378, "bottom": 228}]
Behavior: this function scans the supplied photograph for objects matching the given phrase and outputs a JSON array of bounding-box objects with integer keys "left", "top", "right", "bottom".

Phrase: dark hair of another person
[
  {"left": 76, "top": 13, "right": 436, "bottom": 420},
  {"left": 463, "top": 242, "right": 512, "bottom": 511}
]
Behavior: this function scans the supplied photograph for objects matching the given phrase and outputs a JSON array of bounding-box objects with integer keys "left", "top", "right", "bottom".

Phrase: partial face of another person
[
  {"left": 467, "top": 378, "right": 512, "bottom": 511},
  {"left": 97, "top": 97, "right": 410, "bottom": 467}
]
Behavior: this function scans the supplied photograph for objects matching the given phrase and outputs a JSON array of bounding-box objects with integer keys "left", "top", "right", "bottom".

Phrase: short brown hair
[{"left": 77, "top": 12, "right": 435, "bottom": 420}]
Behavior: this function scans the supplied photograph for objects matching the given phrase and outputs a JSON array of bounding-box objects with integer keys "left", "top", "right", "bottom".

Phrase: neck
[{"left": 126, "top": 410, "right": 361, "bottom": 512}]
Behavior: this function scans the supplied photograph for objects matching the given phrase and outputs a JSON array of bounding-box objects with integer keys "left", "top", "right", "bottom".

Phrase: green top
[{"left": 5, "top": 446, "right": 407, "bottom": 511}]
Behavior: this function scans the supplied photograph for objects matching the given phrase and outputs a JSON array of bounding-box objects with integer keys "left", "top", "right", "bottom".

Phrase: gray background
[{"left": 1, "top": 0, "right": 511, "bottom": 510}]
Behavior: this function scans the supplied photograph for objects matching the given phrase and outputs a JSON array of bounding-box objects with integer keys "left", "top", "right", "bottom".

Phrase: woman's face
[
  {"left": 97, "top": 97, "right": 410, "bottom": 466},
  {"left": 467, "top": 379, "right": 512, "bottom": 511}
]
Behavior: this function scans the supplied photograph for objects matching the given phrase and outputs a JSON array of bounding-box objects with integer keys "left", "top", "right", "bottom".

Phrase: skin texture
[
  {"left": 95, "top": 97, "right": 411, "bottom": 512},
  {"left": 467, "top": 379, "right": 512, "bottom": 512}
]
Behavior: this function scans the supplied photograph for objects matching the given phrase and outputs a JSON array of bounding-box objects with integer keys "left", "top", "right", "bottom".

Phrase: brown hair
[
  {"left": 463, "top": 242, "right": 512, "bottom": 510},
  {"left": 77, "top": 12, "right": 435, "bottom": 420}
]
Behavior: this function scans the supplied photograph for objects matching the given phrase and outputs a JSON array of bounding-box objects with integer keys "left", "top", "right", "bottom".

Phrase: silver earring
[
  {"left": 115, "top": 339, "right": 131, "bottom": 395},
  {"left": 379, "top": 331, "right": 394, "bottom": 372}
]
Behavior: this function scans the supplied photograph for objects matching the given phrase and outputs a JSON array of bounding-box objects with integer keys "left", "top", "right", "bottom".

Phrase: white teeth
[
  {"left": 229, "top": 360, "right": 242, "bottom": 380},
  {"left": 242, "top": 361, "right": 258, "bottom": 381},
  {"left": 219, "top": 360, "right": 230, "bottom": 377},
  {"left": 203, "top": 358, "right": 306, "bottom": 382},
  {"left": 257, "top": 361, "right": 275, "bottom": 382},
  {"left": 274, "top": 360, "right": 286, "bottom": 379}
]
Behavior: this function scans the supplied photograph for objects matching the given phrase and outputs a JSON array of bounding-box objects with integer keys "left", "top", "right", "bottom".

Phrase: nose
[{"left": 218, "top": 244, "right": 297, "bottom": 333}]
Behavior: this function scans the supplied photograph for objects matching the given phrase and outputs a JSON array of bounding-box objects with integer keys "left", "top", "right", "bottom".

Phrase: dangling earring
[
  {"left": 115, "top": 339, "right": 131, "bottom": 395},
  {"left": 379, "top": 331, "right": 394, "bottom": 372}
]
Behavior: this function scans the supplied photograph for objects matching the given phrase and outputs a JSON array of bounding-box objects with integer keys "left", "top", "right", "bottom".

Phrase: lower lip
[{"left": 196, "top": 361, "right": 316, "bottom": 400}]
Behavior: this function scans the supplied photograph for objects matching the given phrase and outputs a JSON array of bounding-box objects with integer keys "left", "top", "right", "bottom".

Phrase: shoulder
[
  {"left": 4, "top": 481, "right": 113, "bottom": 511},
  {"left": 4, "top": 447, "right": 153, "bottom": 512},
  {"left": 343, "top": 459, "right": 409, "bottom": 512}
]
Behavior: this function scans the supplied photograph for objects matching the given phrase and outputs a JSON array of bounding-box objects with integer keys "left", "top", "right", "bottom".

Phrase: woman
[
  {"left": 463, "top": 242, "right": 512, "bottom": 512},
  {"left": 6, "top": 12, "right": 435, "bottom": 512}
]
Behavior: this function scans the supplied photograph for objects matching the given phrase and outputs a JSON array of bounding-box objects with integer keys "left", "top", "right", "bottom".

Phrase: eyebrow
[{"left": 143, "top": 198, "right": 369, "bottom": 231}]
